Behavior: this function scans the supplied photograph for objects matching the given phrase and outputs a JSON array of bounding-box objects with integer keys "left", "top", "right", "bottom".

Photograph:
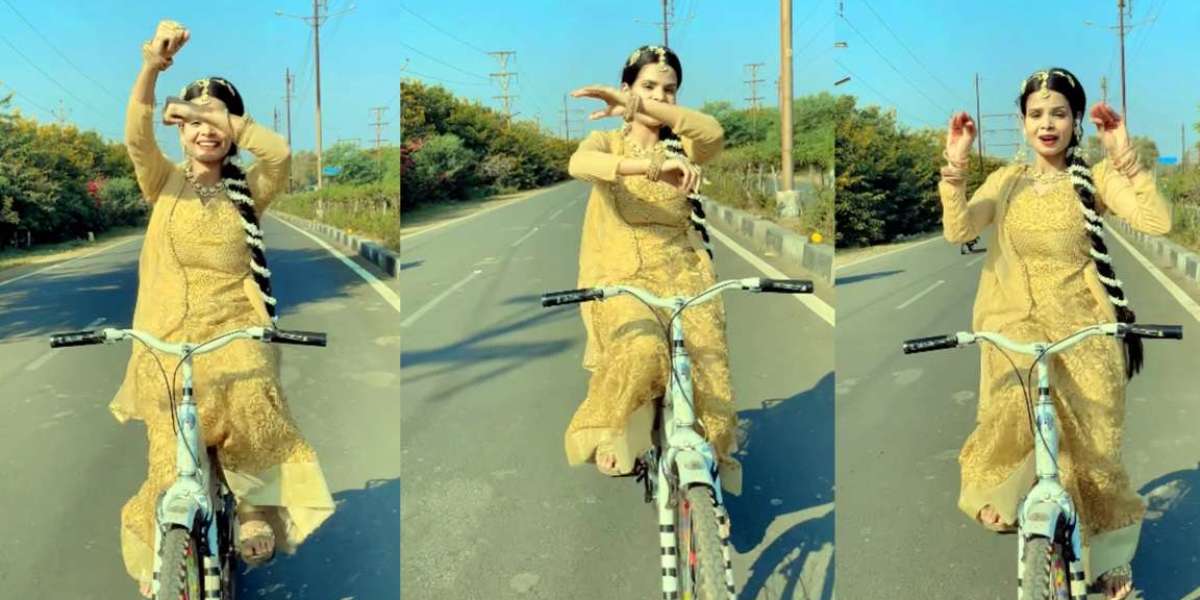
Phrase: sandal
[
  {"left": 236, "top": 511, "right": 277, "bottom": 567},
  {"left": 1097, "top": 564, "right": 1132, "bottom": 600},
  {"left": 593, "top": 403, "right": 655, "bottom": 477},
  {"left": 138, "top": 580, "right": 153, "bottom": 598},
  {"left": 976, "top": 505, "right": 1017, "bottom": 534}
]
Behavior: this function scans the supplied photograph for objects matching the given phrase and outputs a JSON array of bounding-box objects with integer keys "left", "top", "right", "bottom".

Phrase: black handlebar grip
[
  {"left": 49, "top": 330, "right": 107, "bottom": 348},
  {"left": 541, "top": 288, "right": 603, "bottom": 307},
  {"left": 901, "top": 334, "right": 960, "bottom": 354},
  {"left": 759, "top": 279, "right": 814, "bottom": 294},
  {"left": 266, "top": 329, "right": 327, "bottom": 347},
  {"left": 1127, "top": 324, "right": 1183, "bottom": 340}
]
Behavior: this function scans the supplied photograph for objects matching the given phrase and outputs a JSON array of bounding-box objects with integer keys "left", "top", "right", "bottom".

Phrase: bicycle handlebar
[
  {"left": 541, "top": 278, "right": 814, "bottom": 310},
  {"left": 901, "top": 323, "right": 1182, "bottom": 355},
  {"left": 49, "top": 327, "right": 328, "bottom": 351}
]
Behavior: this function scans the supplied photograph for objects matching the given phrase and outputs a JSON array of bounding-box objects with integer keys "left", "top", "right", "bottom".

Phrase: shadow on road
[
  {"left": 0, "top": 247, "right": 368, "bottom": 342},
  {"left": 240, "top": 477, "right": 400, "bottom": 598},
  {"left": 400, "top": 297, "right": 579, "bottom": 400},
  {"left": 1133, "top": 464, "right": 1200, "bottom": 599},
  {"left": 835, "top": 270, "right": 904, "bottom": 286},
  {"left": 727, "top": 371, "right": 834, "bottom": 600}
]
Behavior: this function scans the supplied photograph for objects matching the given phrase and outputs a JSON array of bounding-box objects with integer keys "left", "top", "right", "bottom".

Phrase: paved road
[
  {"left": 835, "top": 228, "right": 1200, "bottom": 599},
  {"left": 400, "top": 181, "right": 835, "bottom": 599},
  {"left": 0, "top": 214, "right": 401, "bottom": 599}
]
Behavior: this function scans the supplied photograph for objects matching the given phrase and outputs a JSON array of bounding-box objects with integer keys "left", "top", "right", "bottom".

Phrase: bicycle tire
[
  {"left": 1020, "top": 536, "right": 1071, "bottom": 600},
  {"left": 156, "top": 526, "right": 205, "bottom": 600},
  {"left": 682, "top": 486, "right": 731, "bottom": 600}
]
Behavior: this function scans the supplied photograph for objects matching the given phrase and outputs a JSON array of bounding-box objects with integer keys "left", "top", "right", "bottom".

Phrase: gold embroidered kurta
[
  {"left": 113, "top": 98, "right": 334, "bottom": 584},
  {"left": 563, "top": 109, "right": 739, "bottom": 481},
  {"left": 940, "top": 161, "right": 1170, "bottom": 582}
]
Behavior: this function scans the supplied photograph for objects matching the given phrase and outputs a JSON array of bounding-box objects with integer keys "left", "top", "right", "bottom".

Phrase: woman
[
  {"left": 114, "top": 20, "right": 334, "bottom": 596},
  {"left": 940, "top": 67, "right": 1170, "bottom": 599},
  {"left": 565, "top": 45, "right": 739, "bottom": 491}
]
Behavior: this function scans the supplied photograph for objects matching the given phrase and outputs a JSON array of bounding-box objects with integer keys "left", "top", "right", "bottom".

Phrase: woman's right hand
[
  {"left": 945, "top": 111, "right": 976, "bottom": 165},
  {"left": 142, "top": 20, "right": 190, "bottom": 71},
  {"left": 659, "top": 158, "right": 702, "bottom": 194}
]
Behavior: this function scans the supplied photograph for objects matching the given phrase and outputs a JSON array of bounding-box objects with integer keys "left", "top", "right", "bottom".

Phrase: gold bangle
[
  {"left": 624, "top": 94, "right": 641, "bottom": 123},
  {"left": 646, "top": 147, "right": 666, "bottom": 181}
]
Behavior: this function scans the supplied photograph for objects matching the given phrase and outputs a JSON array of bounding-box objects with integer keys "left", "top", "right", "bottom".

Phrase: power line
[
  {"left": 0, "top": 0, "right": 122, "bottom": 105},
  {"left": 397, "top": 2, "right": 489, "bottom": 55},
  {"left": 399, "top": 40, "right": 489, "bottom": 81},
  {"left": 834, "top": 59, "right": 936, "bottom": 129},
  {"left": 0, "top": 79, "right": 54, "bottom": 116},
  {"left": 858, "top": 0, "right": 970, "bottom": 107},
  {"left": 839, "top": 16, "right": 953, "bottom": 117},
  {"left": 402, "top": 68, "right": 490, "bottom": 87},
  {"left": 0, "top": 31, "right": 110, "bottom": 122}
]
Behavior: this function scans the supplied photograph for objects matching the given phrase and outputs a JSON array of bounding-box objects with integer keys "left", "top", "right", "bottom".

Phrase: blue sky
[
  {"left": 0, "top": 0, "right": 834, "bottom": 159},
  {"left": 835, "top": 0, "right": 1200, "bottom": 162},
  {"left": 0, "top": 0, "right": 408, "bottom": 159}
]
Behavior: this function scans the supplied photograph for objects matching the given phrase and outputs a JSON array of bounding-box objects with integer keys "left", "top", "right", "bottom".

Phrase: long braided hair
[
  {"left": 1018, "top": 67, "right": 1142, "bottom": 378},
  {"left": 620, "top": 45, "right": 714, "bottom": 260},
  {"left": 181, "top": 77, "right": 278, "bottom": 323}
]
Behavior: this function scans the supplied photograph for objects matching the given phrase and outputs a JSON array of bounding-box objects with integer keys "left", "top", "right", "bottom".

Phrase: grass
[
  {"left": 271, "top": 182, "right": 400, "bottom": 252},
  {"left": 704, "top": 168, "right": 834, "bottom": 244},
  {"left": 0, "top": 224, "right": 145, "bottom": 275}
]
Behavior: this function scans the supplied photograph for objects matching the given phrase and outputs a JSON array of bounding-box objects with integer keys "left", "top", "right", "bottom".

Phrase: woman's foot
[
  {"left": 138, "top": 581, "right": 152, "bottom": 598},
  {"left": 237, "top": 509, "right": 277, "bottom": 566},
  {"left": 595, "top": 447, "right": 625, "bottom": 476},
  {"left": 1098, "top": 564, "right": 1132, "bottom": 600},
  {"left": 976, "top": 505, "right": 1017, "bottom": 533}
]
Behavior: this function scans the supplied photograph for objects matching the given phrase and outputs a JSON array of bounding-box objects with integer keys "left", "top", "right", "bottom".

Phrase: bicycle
[
  {"left": 49, "top": 325, "right": 327, "bottom": 600},
  {"left": 543, "top": 277, "right": 814, "bottom": 600},
  {"left": 901, "top": 321, "right": 1182, "bottom": 599}
]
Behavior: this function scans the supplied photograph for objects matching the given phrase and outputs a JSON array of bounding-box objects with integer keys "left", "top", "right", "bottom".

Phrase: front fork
[
  {"left": 1016, "top": 352, "right": 1086, "bottom": 600},
  {"left": 151, "top": 349, "right": 226, "bottom": 596}
]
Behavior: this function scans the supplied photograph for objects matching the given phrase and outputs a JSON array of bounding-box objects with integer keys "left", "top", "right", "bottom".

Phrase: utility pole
[
  {"left": 1118, "top": 0, "right": 1128, "bottom": 123},
  {"left": 662, "top": 0, "right": 670, "bottom": 47},
  {"left": 273, "top": 106, "right": 280, "bottom": 132},
  {"left": 488, "top": 51, "right": 517, "bottom": 122},
  {"left": 1183, "top": 122, "right": 1188, "bottom": 169},
  {"left": 1100, "top": 76, "right": 1109, "bottom": 105},
  {"left": 559, "top": 94, "right": 585, "bottom": 140},
  {"left": 744, "top": 63, "right": 765, "bottom": 111},
  {"left": 975, "top": 73, "right": 985, "bottom": 176},
  {"left": 53, "top": 99, "right": 70, "bottom": 126},
  {"left": 276, "top": 0, "right": 355, "bottom": 190},
  {"left": 369, "top": 106, "right": 390, "bottom": 151},
  {"left": 283, "top": 68, "right": 295, "bottom": 192},
  {"left": 778, "top": 0, "right": 798, "bottom": 217}
]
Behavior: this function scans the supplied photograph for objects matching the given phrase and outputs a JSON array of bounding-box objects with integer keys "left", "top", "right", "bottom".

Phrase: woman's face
[
  {"left": 1022, "top": 90, "right": 1075, "bottom": 162},
  {"left": 622, "top": 62, "right": 678, "bottom": 127},
  {"left": 179, "top": 96, "right": 232, "bottom": 164}
]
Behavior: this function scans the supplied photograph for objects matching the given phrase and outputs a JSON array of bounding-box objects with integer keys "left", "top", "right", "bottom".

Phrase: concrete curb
[
  {"left": 1109, "top": 217, "right": 1200, "bottom": 285},
  {"left": 272, "top": 211, "right": 400, "bottom": 279},
  {"left": 701, "top": 198, "right": 834, "bottom": 283}
]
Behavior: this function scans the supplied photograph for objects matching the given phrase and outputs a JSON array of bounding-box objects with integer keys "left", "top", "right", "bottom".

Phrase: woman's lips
[{"left": 1038, "top": 135, "right": 1059, "bottom": 146}]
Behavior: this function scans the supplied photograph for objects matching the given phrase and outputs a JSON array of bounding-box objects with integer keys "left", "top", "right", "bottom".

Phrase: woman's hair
[
  {"left": 182, "top": 76, "right": 278, "bottom": 323},
  {"left": 619, "top": 46, "right": 713, "bottom": 260},
  {"left": 1017, "top": 67, "right": 1142, "bottom": 378}
]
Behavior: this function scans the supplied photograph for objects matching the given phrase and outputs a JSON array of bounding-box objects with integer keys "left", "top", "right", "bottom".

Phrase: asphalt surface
[
  {"left": 399, "top": 180, "right": 835, "bottom": 599},
  {"left": 0, "top": 214, "right": 402, "bottom": 599},
  {"left": 835, "top": 229, "right": 1200, "bottom": 599}
]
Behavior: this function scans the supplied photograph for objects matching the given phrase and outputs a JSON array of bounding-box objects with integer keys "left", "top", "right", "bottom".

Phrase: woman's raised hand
[
  {"left": 142, "top": 20, "right": 190, "bottom": 71},
  {"left": 571, "top": 85, "right": 629, "bottom": 121},
  {"left": 945, "top": 111, "right": 976, "bottom": 165}
]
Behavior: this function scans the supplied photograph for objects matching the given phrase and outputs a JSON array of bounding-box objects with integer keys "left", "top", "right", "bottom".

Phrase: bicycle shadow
[
  {"left": 1132, "top": 464, "right": 1200, "bottom": 599},
  {"left": 726, "top": 371, "right": 834, "bottom": 600},
  {"left": 238, "top": 477, "right": 400, "bottom": 598},
  {"left": 834, "top": 270, "right": 903, "bottom": 286}
]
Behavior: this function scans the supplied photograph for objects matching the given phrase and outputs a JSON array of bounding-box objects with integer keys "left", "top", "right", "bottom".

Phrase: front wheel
[
  {"left": 156, "top": 526, "right": 204, "bottom": 600},
  {"left": 680, "top": 485, "right": 733, "bottom": 600},
  {"left": 1020, "top": 536, "right": 1071, "bottom": 600}
]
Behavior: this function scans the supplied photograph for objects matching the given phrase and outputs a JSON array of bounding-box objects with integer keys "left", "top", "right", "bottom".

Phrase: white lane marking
[
  {"left": 400, "top": 183, "right": 571, "bottom": 241},
  {"left": 511, "top": 227, "right": 540, "bottom": 248},
  {"left": 965, "top": 255, "right": 984, "bottom": 267},
  {"left": 896, "top": 280, "right": 945, "bottom": 310},
  {"left": 26, "top": 317, "right": 106, "bottom": 371},
  {"left": 400, "top": 270, "right": 483, "bottom": 328},
  {"left": 1107, "top": 225, "right": 1200, "bottom": 324},
  {"left": 549, "top": 207, "right": 566, "bottom": 221},
  {"left": 835, "top": 235, "right": 944, "bottom": 272},
  {"left": 0, "top": 237, "right": 139, "bottom": 289},
  {"left": 706, "top": 226, "right": 835, "bottom": 326},
  {"left": 269, "top": 215, "right": 402, "bottom": 315}
]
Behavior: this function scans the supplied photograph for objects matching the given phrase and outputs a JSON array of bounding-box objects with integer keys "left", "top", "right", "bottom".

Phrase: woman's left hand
[
  {"left": 571, "top": 85, "right": 629, "bottom": 121},
  {"left": 1090, "top": 102, "right": 1131, "bottom": 158},
  {"left": 163, "top": 99, "right": 232, "bottom": 135}
]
